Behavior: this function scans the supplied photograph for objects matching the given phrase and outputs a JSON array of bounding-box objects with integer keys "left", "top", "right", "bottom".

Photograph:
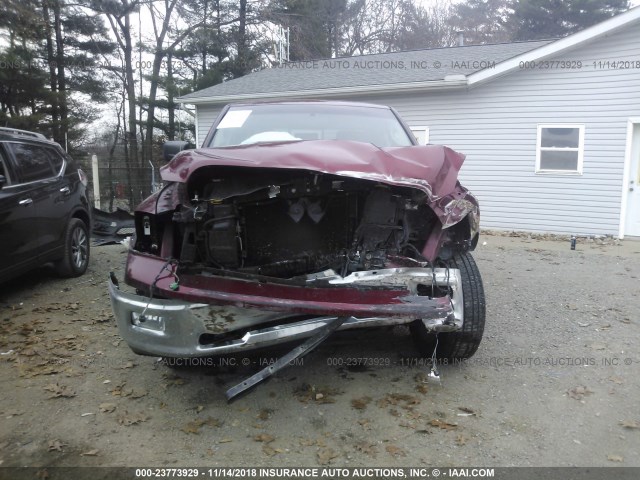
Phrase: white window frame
[
  {"left": 409, "top": 126, "right": 430, "bottom": 145},
  {"left": 535, "top": 123, "right": 584, "bottom": 175}
]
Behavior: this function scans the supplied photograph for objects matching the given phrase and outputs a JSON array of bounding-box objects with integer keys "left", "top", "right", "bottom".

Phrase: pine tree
[
  {"left": 451, "top": 0, "right": 513, "bottom": 45},
  {"left": 512, "top": 0, "right": 629, "bottom": 41},
  {"left": 0, "top": 0, "right": 115, "bottom": 149}
]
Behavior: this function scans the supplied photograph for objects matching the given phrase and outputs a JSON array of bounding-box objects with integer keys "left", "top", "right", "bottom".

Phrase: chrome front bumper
[{"left": 108, "top": 267, "right": 464, "bottom": 357}]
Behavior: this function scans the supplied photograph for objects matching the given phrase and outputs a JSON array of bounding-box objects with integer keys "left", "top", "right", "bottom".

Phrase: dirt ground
[{"left": 1, "top": 233, "right": 639, "bottom": 468}]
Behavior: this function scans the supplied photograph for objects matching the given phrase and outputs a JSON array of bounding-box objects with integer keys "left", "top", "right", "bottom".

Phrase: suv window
[
  {"left": 6, "top": 143, "right": 56, "bottom": 183},
  {"left": 50, "top": 149, "right": 64, "bottom": 173},
  {"left": 0, "top": 148, "right": 11, "bottom": 185}
]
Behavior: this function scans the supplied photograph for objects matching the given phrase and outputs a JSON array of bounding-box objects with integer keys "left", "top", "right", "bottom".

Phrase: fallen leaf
[
  {"left": 294, "top": 384, "right": 341, "bottom": 404},
  {"left": 117, "top": 411, "right": 149, "bottom": 426},
  {"left": 415, "top": 384, "right": 429, "bottom": 394},
  {"left": 110, "top": 382, "right": 130, "bottom": 397},
  {"left": 19, "top": 348, "right": 39, "bottom": 357},
  {"left": 99, "top": 403, "right": 116, "bottom": 413},
  {"left": 182, "top": 417, "right": 222, "bottom": 434},
  {"left": 257, "top": 409, "right": 273, "bottom": 420},
  {"left": 385, "top": 444, "right": 406, "bottom": 457},
  {"left": 607, "top": 454, "right": 624, "bottom": 462},
  {"left": 48, "top": 440, "right": 67, "bottom": 452},
  {"left": 44, "top": 383, "right": 76, "bottom": 398},
  {"left": 4, "top": 410, "right": 24, "bottom": 418},
  {"left": 429, "top": 419, "right": 458, "bottom": 430},
  {"left": 399, "top": 420, "right": 416, "bottom": 429},
  {"left": 162, "top": 374, "right": 186, "bottom": 387},
  {"left": 262, "top": 444, "right": 277, "bottom": 456},
  {"left": 17, "top": 362, "right": 64, "bottom": 379},
  {"left": 203, "top": 417, "right": 222, "bottom": 427},
  {"left": 351, "top": 396, "right": 372, "bottom": 410},
  {"left": 567, "top": 386, "right": 593, "bottom": 400},
  {"left": 376, "top": 393, "right": 420, "bottom": 409},
  {"left": 620, "top": 420, "right": 640, "bottom": 429},
  {"left": 182, "top": 423, "right": 202, "bottom": 434},
  {"left": 129, "top": 389, "right": 148, "bottom": 399},
  {"left": 354, "top": 441, "right": 377, "bottom": 457},
  {"left": 358, "top": 418, "right": 371, "bottom": 430},
  {"left": 317, "top": 447, "right": 339, "bottom": 464},
  {"left": 253, "top": 433, "right": 275, "bottom": 443},
  {"left": 80, "top": 449, "right": 99, "bottom": 457}
]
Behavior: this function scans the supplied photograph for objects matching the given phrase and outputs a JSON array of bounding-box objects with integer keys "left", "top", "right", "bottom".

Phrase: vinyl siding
[
  {"left": 195, "top": 105, "right": 223, "bottom": 146},
  {"left": 353, "top": 26, "right": 640, "bottom": 236},
  {"left": 191, "top": 25, "right": 640, "bottom": 236}
]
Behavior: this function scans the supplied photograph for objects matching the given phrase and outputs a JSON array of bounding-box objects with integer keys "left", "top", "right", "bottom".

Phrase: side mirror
[
  {"left": 0, "top": 175, "right": 6, "bottom": 189},
  {"left": 163, "top": 141, "right": 193, "bottom": 162}
]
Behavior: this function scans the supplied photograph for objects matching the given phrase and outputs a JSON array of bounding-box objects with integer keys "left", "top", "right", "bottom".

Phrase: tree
[
  {"left": 512, "top": 0, "right": 629, "bottom": 41},
  {"left": 92, "top": 0, "right": 144, "bottom": 203},
  {"left": 172, "top": 0, "right": 230, "bottom": 91},
  {"left": 52, "top": 0, "right": 115, "bottom": 146},
  {"left": 390, "top": 0, "right": 456, "bottom": 50},
  {"left": 0, "top": 45, "right": 50, "bottom": 130},
  {"left": 267, "top": 0, "right": 345, "bottom": 60},
  {"left": 0, "top": 0, "right": 114, "bottom": 147},
  {"left": 450, "top": 0, "right": 513, "bottom": 45},
  {"left": 340, "top": 0, "right": 454, "bottom": 55}
]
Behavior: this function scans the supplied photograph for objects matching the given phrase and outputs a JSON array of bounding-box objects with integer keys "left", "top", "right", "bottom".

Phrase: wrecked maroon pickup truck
[{"left": 109, "top": 101, "right": 485, "bottom": 397}]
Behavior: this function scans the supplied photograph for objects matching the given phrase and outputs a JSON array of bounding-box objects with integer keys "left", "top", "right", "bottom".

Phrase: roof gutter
[{"left": 177, "top": 77, "right": 467, "bottom": 105}]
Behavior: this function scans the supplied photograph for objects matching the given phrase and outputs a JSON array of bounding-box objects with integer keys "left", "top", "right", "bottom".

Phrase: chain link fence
[{"left": 77, "top": 142, "right": 163, "bottom": 212}]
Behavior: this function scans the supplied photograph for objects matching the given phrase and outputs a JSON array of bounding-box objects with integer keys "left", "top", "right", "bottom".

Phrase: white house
[{"left": 178, "top": 7, "right": 640, "bottom": 238}]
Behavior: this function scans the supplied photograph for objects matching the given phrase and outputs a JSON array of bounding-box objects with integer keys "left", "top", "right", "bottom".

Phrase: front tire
[
  {"left": 56, "top": 218, "right": 90, "bottom": 277},
  {"left": 410, "top": 251, "right": 486, "bottom": 360}
]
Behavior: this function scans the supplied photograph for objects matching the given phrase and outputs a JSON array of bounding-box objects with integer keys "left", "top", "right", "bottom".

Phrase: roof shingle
[{"left": 180, "top": 40, "right": 551, "bottom": 102}]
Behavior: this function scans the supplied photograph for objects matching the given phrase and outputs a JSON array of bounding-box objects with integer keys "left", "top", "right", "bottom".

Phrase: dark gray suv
[{"left": 0, "top": 128, "right": 91, "bottom": 282}]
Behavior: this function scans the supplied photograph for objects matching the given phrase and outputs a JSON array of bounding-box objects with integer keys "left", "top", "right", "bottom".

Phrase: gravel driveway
[{"left": 1, "top": 233, "right": 639, "bottom": 468}]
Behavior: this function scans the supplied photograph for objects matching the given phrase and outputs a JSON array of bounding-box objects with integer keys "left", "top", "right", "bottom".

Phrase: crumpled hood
[{"left": 160, "top": 140, "right": 466, "bottom": 200}]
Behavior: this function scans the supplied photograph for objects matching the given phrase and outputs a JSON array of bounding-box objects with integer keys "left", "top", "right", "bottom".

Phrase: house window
[
  {"left": 409, "top": 126, "right": 429, "bottom": 145},
  {"left": 536, "top": 124, "right": 584, "bottom": 174}
]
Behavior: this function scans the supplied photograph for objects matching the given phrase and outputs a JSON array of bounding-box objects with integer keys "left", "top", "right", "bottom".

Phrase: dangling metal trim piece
[{"left": 225, "top": 316, "right": 352, "bottom": 401}]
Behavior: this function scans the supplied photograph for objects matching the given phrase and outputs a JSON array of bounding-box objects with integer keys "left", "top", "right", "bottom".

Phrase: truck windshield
[{"left": 208, "top": 103, "right": 414, "bottom": 148}]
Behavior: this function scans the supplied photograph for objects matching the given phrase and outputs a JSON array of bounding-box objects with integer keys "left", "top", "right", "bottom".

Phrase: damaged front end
[{"left": 110, "top": 146, "right": 479, "bottom": 358}]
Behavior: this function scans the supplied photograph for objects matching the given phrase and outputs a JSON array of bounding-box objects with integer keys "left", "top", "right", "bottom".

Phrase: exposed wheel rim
[{"left": 71, "top": 226, "right": 88, "bottom": 269}]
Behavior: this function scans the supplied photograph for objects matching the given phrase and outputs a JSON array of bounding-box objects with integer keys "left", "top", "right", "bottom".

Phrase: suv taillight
[{"left": 78, "top": 169, "right": 88, "bottom": 187}]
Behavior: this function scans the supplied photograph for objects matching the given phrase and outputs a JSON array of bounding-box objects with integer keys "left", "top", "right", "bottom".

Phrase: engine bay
[{"left": 167, "top": 167, "right": 439, "bottom": 278}]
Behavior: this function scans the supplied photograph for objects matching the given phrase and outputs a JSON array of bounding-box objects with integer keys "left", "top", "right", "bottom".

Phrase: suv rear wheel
[
  {"left": 410, "top": 251, "right": 486, "bottom": 360},
  {"left": 56, "top": 218, "right": 90, "bottom": 277}
]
